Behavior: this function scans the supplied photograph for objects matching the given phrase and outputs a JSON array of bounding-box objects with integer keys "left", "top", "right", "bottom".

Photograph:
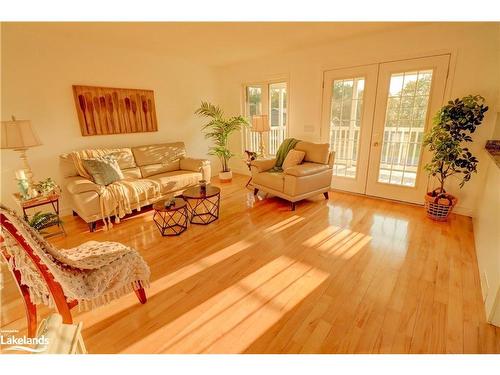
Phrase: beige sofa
[
  {"left": 60, "top": 142, "right": 210, "bottom": 231},
  {"left": 250, "top": 141, "right": 334, "bottom": 210}
]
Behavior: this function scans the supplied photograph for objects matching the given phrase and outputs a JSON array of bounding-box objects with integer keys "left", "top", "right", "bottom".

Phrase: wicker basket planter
[{"left": 424, "top": 189, "right": 457, "bottom": 221}]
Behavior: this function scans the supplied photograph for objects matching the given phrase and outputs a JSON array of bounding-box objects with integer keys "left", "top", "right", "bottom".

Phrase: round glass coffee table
[
  {"left": 182, "top": 185, "right": 221, "bottom": 225},
  {"left": 152, "top": 198, "right": 189, "bottom": 236}
]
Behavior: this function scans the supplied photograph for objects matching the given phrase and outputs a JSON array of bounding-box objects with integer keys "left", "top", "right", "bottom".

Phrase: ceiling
[{"left": 4, "top": 22, "right": 426, "bottom": 67}]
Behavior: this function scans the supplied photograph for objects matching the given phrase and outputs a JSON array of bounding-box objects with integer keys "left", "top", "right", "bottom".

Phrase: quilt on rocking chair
[{"left": 0, "top": 205, "right": 150, "bottom": 311}]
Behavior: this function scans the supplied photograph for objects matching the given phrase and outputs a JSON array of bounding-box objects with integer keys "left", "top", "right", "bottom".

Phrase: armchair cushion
[
  {"left": 294, "top": 141, "right": 330, "bottom": 164},
  {"left": 284, "top": 163, "right": 330, "bottom": 177},
  {"left": 250, "top": 158, "right": 276, "bottom": 173},
  {"left": 282, "top": 150, "right": 305, "bottom": 170}
]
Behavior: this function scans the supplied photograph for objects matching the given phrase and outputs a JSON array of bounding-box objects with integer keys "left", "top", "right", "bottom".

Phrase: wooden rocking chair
[{"left": 1, "top": 206, "right": 150, "bottom": 338}]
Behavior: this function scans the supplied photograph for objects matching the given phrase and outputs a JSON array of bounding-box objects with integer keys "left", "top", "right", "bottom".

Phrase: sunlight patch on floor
[
  {"left": 77, "top": 239, "right": 254, "bottom": 328},
  {"left": 120, "top": 255, "right": 329, "bottom": 353},
  {"left": 263, "top": 215, "right": 305, "bottom": 234},
  {"left": 302, "top": 225, "right": 372, "bottom": 259}
]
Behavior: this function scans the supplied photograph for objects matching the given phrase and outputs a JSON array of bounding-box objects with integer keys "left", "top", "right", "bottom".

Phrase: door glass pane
[
  {"left": 329, "top": 77, "right": 364, "bottom": 178},
  {"left": 269, "top": 82, "right": 287, "bottom": 155},
  {"left": 377, "top": 70, "right": 432, "bottom": 187},
  {"left": 245, "top": 86, "right": 262, "bottom": 153}
]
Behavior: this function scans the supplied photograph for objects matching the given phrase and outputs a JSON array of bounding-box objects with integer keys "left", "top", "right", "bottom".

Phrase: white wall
[
  {"left": 1, "top": 24, "right": 219, "bottom": 214},
  {"left": 217, "top": 22, "right": 500, "bottom": 217},
  {"left": 473, "top": 152, "right": 500, "bottom": 326}
]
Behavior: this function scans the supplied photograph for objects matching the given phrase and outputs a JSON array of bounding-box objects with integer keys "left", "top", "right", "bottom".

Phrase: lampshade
[
  {"left": 1, "top": 119, "right": 42, "bottom": 150},
  {"left": 252, "top": 115, "right": 270, "bottom": 133}
]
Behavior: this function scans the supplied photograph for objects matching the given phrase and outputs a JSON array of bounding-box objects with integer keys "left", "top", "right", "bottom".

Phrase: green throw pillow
[{"left": 82, "top": 155, "right": 124, "bottom": 186}]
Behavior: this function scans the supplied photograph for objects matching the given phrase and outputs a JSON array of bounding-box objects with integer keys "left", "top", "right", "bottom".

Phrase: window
[{"left": 244, "top": 81, "right": 288, "bottom": 156}]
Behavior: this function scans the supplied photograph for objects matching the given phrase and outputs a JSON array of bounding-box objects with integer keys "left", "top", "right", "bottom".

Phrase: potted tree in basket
[
  {"left": 195, "top": 102, "right": 250, "bottom": 182},
  {"left": 423, "top": 95, "right": 488, "bottom": 221}
]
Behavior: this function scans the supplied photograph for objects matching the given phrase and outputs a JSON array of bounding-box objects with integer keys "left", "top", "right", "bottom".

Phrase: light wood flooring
[{"left": 1, "top": 174, "right": 499, "bottom": 353}]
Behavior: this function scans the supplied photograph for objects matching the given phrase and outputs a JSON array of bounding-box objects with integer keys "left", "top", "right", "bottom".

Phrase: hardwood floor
[{"left": 1, "top": 174, "right": 499, "bottom": 353}]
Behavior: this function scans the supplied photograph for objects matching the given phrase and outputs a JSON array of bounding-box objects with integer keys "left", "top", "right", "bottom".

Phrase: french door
[{"left": 322, "top": 55, "right": 450, "bottom": 204}]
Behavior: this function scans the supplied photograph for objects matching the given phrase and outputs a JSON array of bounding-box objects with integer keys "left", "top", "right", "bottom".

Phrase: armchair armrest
[
  {"left": 66, "top": 176, "right": 101, "bottom": 194},
  {"left": 250, "top": 158, "right": 276, "bottom": 173},
  {"left": 284, "top": 163, "right": 330, "bottom": 177}
]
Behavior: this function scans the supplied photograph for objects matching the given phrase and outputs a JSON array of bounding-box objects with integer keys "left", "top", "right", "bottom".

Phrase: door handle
[{"left": 373, "top": 141, "right": 380, "bottom": 147}]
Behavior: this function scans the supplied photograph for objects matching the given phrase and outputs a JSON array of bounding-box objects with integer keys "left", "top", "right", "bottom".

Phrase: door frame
[
  {"left": 320, "top": 53, "right": 452, "bottom": 204},
  {"left": 364, "top": 54, "right": 450, "bottom": 204},
  {"left": 320, "top": 64, "right": 379, "bottom": 194}
]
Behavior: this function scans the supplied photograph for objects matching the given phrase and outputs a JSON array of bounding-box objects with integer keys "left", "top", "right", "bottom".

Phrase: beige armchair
[{"left": 250, "top": 141, "right": 335, "bottom": 210}]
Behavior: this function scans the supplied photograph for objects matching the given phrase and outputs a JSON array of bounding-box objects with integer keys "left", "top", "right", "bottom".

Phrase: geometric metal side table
[
  {"left": 182, "top": 185, "right": 221, "bottom": 225},
  {"left": 152, "top": 198, "right": 189, "bottom": 236}
]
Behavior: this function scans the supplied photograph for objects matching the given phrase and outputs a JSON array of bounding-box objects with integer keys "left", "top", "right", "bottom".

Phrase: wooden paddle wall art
[{"left": 73, "top": 85, "right": 158, "bottom": 136}]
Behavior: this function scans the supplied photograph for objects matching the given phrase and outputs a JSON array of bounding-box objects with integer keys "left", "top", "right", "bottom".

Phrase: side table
[
  {"left": 12, "top": 193, "right": 66, "bottom": 238},
  {"left": 182, "top": 185, "right": 221, "bottom": 225},
  {"left": 153, "top": 198, "right": 189, "bottom": 236}
]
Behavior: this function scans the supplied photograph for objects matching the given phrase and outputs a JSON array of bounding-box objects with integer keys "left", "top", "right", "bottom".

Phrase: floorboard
[{"left": 1, "top": 174, "right": 499, "bottom": 353}]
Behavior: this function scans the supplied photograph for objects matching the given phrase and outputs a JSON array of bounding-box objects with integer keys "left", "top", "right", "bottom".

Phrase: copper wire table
[
  {"left": 182, "top": 185, "right": 221, "bottom": 225},
  {"left": 153, "top": 198, "right": 189, "bottom": 236}
]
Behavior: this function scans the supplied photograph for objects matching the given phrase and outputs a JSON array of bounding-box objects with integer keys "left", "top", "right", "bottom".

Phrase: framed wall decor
[{"left": 73, "top": 85, "right": 158, "bottom": 136}]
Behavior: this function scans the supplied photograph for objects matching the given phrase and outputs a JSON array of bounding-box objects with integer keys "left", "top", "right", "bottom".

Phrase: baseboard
[{"left": 453, "top": 205, "right": 473, "bottom": 217}]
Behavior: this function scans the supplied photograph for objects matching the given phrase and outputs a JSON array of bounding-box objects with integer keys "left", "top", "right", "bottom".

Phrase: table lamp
[
  {"left": 251, "top": 115, "right": 270, "bottom": 157},
  {"left": 1, "top": 116, "right": 42, "bottom": 191}
]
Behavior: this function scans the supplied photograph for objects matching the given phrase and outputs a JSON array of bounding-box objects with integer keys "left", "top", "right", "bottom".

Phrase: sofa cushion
[
  {"left": 121, "top": 167, "right": 142, "bottom": 179},
  {"left": 254, "top": 171, "right": 285, "bottom": 192},
  {"left": 148, "top": 170, "right": 202, "bottom": 194},
  {"left": 131, "top": 142, "right": 186, "bottom": 168},
  {"left": 282, "top": 150, "right": 305, "bottom": 170},
  {"left": 82, "top": 156, "right": 124, "bottom": 186},
  {"left": 140, "top": 163, "right": 173, "bottom": 178},
  {"left": 109, "top": 148, "right": 136, "bottom": 169},
  {"left": 294, "top": 141, "right": 330, "bottom": 164},
  {"left": 284, "top": 162, "right": 329, "bottom": 177}
]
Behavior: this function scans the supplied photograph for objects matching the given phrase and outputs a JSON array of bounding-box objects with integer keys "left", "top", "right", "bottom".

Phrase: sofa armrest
[
  {"left": 180, "top": 157, "right": 211, "bottom": 181},
  {"left": 250, "top": 158, "right": 276, "bottom": 173},
  {"left": 284, "top": 163, "right": 330, "bottom": 177},
  {"left": 66, "top": 176, "right": 101, "bottom": 195}
]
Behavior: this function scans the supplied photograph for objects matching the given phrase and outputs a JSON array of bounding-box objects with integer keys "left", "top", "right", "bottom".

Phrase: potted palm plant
[
  {"left": 195, "top": 102, "right": 250, "bottom": 182},
  {"left": 423, "top": 95, "right": 488, "bottom": 221}
]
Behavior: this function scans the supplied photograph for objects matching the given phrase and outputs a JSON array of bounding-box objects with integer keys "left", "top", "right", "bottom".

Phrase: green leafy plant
[
  {"left": 195, "top": 102, "right": 250, "bottom": 172},
  {"left": 28, "top": 211, "right": 62, "bottom": 232},
  {"left": 423, "top": 95, "right": 488, "bottom": 198},
  {"left": 34, "top": 177, "right": 59, "bottom": 195}
]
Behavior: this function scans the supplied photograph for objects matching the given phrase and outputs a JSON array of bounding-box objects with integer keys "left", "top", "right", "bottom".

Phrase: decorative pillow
[
  {"left": 282, "top": 149, "right": 306, "bottom": 170},
  {"left": 82, "top": 155, "right": 124, "bottom": 186}
]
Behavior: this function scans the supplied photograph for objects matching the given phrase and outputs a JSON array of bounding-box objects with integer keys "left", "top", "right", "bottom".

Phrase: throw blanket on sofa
[
  {"left": 71, "top": 150, "right": 162, "bottom": 230},
  {"left": 1, "top": 206, "right": 150, "bottom": 310},
  {"left": 270, "top": 138, "right": 300, "bottom": 172}
]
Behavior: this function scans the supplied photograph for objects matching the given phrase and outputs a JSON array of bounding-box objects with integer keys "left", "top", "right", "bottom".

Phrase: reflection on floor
[{"left": 1, "top": 174, "right": 499, "bottom": 353}]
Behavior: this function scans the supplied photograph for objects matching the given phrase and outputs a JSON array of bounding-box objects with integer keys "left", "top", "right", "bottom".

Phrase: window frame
[{"left": 241, "top": 79, "right": 289, "bottom": 156}]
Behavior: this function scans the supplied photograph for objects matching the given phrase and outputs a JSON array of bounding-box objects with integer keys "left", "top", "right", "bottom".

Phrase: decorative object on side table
[
  {"left": 182, "top": 185, "right": 221, "bottom": 225},
  {"left": 195, "top": 102, "right": 250, "bottom": 183},
  {"left": 199, "top": 179, "right": 207, "bottom": 192},
  {"left": 251, "top": 115, "right": 270, "bottom": 157},
  {"left": 1, "top": 116, "right": 42, "bottom": 198},
  {"left": 153, "top": 197, "right": 189, "bottom": 236},
  {"left": 423, "top": 95, "right": 488, "bottom": 221}
]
